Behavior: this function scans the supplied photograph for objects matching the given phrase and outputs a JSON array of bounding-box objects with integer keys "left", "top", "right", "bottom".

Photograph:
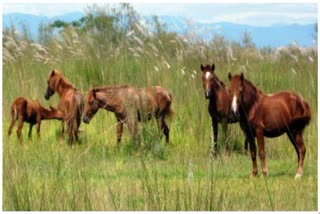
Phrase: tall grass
[{"left": 2, "top": 5, "right": 318, "bottom": 211}]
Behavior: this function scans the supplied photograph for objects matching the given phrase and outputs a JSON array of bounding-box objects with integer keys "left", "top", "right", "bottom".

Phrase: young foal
[
  {"left": 82, "top": 85, "right": 173, "bottom": 146},
  {"left": 8, "top": 97, "right": 63, "bottom": 144},
  {"left": 201, "top": 64, "right": 242, "bottom": 155},
  {"left": 44, "top": 69, "right": 83, "bottom": 145},
  {"left": 228, "top": 73, "right": 311, "bottom": 178}
]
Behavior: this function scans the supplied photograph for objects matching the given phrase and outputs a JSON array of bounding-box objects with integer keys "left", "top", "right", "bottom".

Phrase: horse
[
  {"left": 200, "top": 64, "right": 245, "bottom": 155},
  {"left": 8, "top": 97, "right": 64, "bottom": 144},
  {"left": 228, "top": 73, "right": 311, "bottom": 179},
  {"left": 82, "top": 85, "right": 173, "bottom": 146},
  {"left": 44, "top": 69, "right": 83, "bottom": 145}
]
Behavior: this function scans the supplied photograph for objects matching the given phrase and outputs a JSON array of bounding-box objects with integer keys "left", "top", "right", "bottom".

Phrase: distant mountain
[
  {"left": 3, "top": 12, "right": 316, "bottom": 48},
  {"left": 3, "top": 12, "right": 84, "bottom": 39}
]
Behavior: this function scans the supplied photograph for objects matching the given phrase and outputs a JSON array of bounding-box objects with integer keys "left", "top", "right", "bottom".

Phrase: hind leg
[
  {"left": 8, "top": 115, "right": 16, "bottom": 136},
  {"left": 287, "top": 130, "right": 306, "bottom": 179},
  {"left": 16, "top": 116, "right": 24, "bottom": 144}
]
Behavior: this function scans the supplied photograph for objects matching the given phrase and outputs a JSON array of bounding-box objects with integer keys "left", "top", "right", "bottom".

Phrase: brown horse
[
  {"left": 44, "top": 69, "right": 83, "bottom": 145},
  {"left": 8, "top": 97, "right": 64, "bottom": 144},
  {"left": 82, "top": 85, "right": 173, "bottom": 145},
  {"left": 200, "top": 64, "right": 244, "bottom": 155},
  {"left": 228, "top": 73, "right": 311, "bottom": 178}
]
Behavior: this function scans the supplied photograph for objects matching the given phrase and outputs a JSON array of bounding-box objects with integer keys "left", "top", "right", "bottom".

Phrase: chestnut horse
[
  {"left": 200, "top": 64, "right": 244, "bottom": 155},
  {"left": 82, "top": 85, "right": 173, "bottom": 145},
  {"left": 228, "top": 73, "right": 311, "bottom": 179},
  {"left": 44, "top": 69, "right": 83, "bottom": 145},
  {"left": 8, "top": 97, "right": 64, "bottom": 144}
]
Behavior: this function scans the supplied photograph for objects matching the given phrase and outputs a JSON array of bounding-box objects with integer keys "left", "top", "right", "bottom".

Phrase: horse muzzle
[
  {"left": 44, "top": 93, "right": 50, "bottom": 100},
  {"left": 205, "top": 90, "right": 212, "bottom": 99},
  {"left": 82, "top": 115, "right": 90, "bottom": 124}
]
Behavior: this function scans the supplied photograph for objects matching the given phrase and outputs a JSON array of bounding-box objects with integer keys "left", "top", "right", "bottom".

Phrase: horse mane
[
  {"left": 213, "top": 73, "right": 226, "bottom": 88},
  {"left": 92, "top": 85, "right": 129, "bottom": 102},
  {"left": 241, "top": 77, "right": 262, "bottom": 112}
]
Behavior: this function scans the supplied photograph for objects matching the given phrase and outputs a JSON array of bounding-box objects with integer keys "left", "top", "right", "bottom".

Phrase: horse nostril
[
  {"left": 82, "top": 116, "right": 89, "bottom": 123},
  {"left": 44, "top": 93, "right": 49, "bottom": 100},
  {"left": 205, "top": 90, "right": 211, "bottom": 98}
]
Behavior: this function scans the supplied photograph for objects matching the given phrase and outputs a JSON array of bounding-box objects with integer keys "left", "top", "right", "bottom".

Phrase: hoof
[{"left": 295, "top": 173, "right": 302, "bottom": 180}]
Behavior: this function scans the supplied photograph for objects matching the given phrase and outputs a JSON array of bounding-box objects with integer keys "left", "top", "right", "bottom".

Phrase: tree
[{"left": 241, "top": 30, "right": 255, "bottom": 48}]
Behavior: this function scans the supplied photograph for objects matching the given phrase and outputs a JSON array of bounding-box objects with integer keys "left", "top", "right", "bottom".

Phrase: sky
[{"left": 2, "top": 3, "right": 318, "bottom": 26}]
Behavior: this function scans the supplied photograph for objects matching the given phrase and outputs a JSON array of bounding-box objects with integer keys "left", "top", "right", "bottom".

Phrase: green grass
[{"left": 2, "top": 15, "right": 318, "bottom": 211}]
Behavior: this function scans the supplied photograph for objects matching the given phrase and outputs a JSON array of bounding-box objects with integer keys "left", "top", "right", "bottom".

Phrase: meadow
[{"left": 2, "top": 5, "right": 318, "bottom": 211}]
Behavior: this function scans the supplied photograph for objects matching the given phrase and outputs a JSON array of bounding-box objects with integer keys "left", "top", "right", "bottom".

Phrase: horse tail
[
  {"left": 165, "top": 93, "right": 174, "bottom": 119},
  {"left": 65, "top": 92, "right": 82, "bottom": 142},
  {"left": 290, "top": 99, "right": 311, "bottom": 130}
]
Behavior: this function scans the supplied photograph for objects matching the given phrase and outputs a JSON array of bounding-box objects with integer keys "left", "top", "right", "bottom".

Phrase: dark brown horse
[
  {"left": 8, "top": 97, "right": 64, "bottom": 144},
  {"left": 44, "top": 69, "right": 83, "bottom": 145},
  {"left": 82, "top": 85, "right": 173, "bottom": 146},
  {"left": 200, "top": 64, "right": 243, "bottom": 155},
  {"left": 228, "top": 73, "right": 311, "bottom": 178}
]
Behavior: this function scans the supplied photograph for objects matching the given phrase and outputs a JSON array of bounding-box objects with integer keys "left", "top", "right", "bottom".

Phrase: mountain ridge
[{"left": 3, "top": 12, "right": 316, "bottom": 48}]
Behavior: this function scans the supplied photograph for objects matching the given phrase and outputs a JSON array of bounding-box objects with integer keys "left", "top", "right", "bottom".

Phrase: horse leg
[
  {"left": 61, "top": 121, "right": 65, "bottom": 136},
  {"left": 287, "top": 130, "right": 306, "bottom": 179},
  {"left": 222, "top": 121, "right": 228, "bottom": 154},
  {"left": 210, "top": 121, "right": 218, "bottom": 156},
  {"left": 158, "top": 114, "right": 170, "bottom": 143},
  {"left": 256, "top": 128, "right": 268, "bottom": 176},
  {"left": 8, "top": 112, "right": 17, "bottom": 136},
  {"left": 36, "top": 120, "right": 41, "bottom": 139},
  {"left": 16, "top": 116, "right": 24, "bottom": 145},
  {"left": 116, "top": 121, "right": 124, "bottom": 148},
  {"left": 244, "top": 136, "right": 249, "bottom": 153},
  {"left": 247, "top": 134, "right": 258, "bottom": 176},
  {"left": 28, "top": 124, "right": 33, "bottom": 139}
]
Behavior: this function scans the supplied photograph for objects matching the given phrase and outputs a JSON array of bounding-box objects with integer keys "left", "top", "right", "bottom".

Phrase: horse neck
[
  {"left": 96, "top": 87, "right": 122, "bottom": 112},
  {"left": 240, "top": 80, "right": 262, "bottom": 115},
  {"left": 209, "top": 76, "right": 227, "bottom": 100},
  {"left": 56, "top": 78, "right": 73, "bottom": 96},
  {"left": 40, "top": 106, "right": 63, "bottom": 120}
]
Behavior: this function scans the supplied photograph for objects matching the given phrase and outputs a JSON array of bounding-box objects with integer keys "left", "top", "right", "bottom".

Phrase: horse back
[{"left": 250, "top": 91, "right": 311, "bottom": 134}]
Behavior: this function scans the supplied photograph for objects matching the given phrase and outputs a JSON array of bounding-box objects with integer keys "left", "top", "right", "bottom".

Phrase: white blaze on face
[
  {"left": 231, "top": 95, "right": 238, "bottom": 113},
  {"left": 205, "top": 72, "right": 211, "bottom": 94}
]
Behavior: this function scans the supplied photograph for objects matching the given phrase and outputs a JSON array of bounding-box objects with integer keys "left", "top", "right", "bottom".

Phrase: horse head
[
  {"left": 228, "top": 72, "right": 244, "bottom": 118},
  {"left": 44, "top": 69, "right": 61, "bottom": 100},
  {"left": 200, "top": 63, "right": 219, "bottom": 99},
  {"left": 82, "top": 89, "right": 101, "bottom": 124}
]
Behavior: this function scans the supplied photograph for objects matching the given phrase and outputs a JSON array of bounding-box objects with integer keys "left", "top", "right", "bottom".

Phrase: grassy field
[{"left": 2, "top": 7, "right": 318, "bottom": 211}]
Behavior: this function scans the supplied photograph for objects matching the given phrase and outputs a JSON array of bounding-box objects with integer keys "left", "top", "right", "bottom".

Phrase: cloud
[{"left": 3, "top": 3, "right": 86, "bottom": 17}]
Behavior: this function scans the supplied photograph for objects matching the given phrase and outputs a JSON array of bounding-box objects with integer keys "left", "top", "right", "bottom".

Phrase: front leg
[
  {"left": 28, "top": 124, "right": 33, "bottom": 139},
  {"left": 210, "top": 120, "right": 218, "bottom": 156},
  {"left": 247, "top": 133, "right": 258, "bottom": 177},
  {"left": 256, "top": 128, "right": 268, "bottom": 176},
  {"left": 116, "top": 121, "right": 124, "bottom": 147}
]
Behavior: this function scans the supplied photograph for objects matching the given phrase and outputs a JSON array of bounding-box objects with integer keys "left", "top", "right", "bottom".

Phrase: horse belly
[{"left": 263, "top": 128, "right": 286, "bottom": 138}]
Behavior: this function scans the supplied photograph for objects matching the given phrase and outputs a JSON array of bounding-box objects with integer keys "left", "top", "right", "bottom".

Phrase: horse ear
[
  {"left": 92, "top": 89, "right": 97, "bottom": 99},
  {"left": 228, "top": 72, "right": 232, "bottom": 81},
  {"left": 200, "top": 64, "right": 204, "bottom": 72},
  {"left": 51, "top": 70, "right": 55, "bottom": 77},
  {"left": 211, "top": 64, "right": 215, "bottom": 72},
  {"left": 240, "top": 73, "right": 244, "bottom": 81}
]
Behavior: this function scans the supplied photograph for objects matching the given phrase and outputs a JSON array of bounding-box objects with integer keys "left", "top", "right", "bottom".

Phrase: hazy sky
[{"left": 3, "top": 3, "right": 318, "bottom": 26}]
